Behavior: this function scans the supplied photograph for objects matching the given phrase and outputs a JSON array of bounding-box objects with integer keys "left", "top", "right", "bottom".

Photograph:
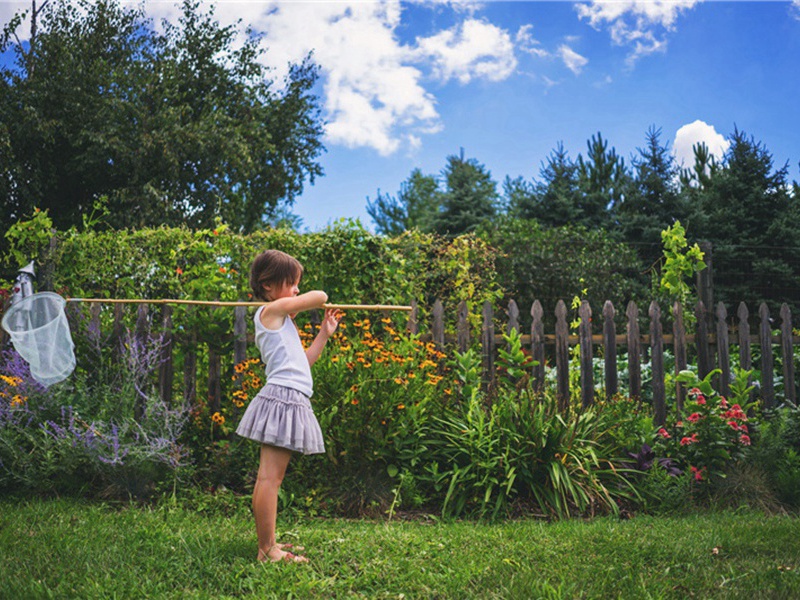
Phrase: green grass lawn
[{"left": 1, "top": 497, "right": 799, "bottom": 599}]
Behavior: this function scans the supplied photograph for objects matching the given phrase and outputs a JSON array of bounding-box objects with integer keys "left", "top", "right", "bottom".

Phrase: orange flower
[
  {"left": 397, "top": 404, "right": 405, "bottom": 410},
  {"left": 176, "top": 267, "right": 183, "bottom": 275}
]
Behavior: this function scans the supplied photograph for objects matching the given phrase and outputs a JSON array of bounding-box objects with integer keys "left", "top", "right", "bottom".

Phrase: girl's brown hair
[{"left": 249, "top": 250, "right": 303, "bottom": 301}]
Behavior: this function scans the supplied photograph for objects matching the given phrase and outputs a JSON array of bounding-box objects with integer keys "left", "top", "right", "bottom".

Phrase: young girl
[{"left": 236, "top": 249, "right": 341, "bottom": 563}]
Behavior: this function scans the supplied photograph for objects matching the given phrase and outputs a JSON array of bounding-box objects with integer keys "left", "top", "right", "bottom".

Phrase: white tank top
[{"left": 254, "top": 306, "right": 313, "bottom": 397}]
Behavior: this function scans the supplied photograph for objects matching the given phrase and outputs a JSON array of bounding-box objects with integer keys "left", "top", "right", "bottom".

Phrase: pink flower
[
  {"left": 691, "top": 466, "right": 705, "bottom": 481},
  {"left": 739, "top": 434, "right": 751, "bottom": 446},
  {"left": 676, "top": 421, "right": 683, "bottom": 428},
  {"left": 696, "top": 397, "right": 706, "bottom": 405},
  {"left": 739, "top": 424, "right": 748, "bottom": 433},
  {"left": 680, "top": 434, "right": 697, "bottom": 446},
  {"left": 720, "top": 396, "right": 728, "bottom": 408},
  {"left": 657, "top": 427, "right": 671, "bottom": 439},
  {"left": 727, "top": 420, "right": 739, "bottom": 430},
  {"left": 687, "top": 412, "right": 701, "bottom": 423},
  {"left": 689, "top": 387, "right": 702, "bottom": 396}
]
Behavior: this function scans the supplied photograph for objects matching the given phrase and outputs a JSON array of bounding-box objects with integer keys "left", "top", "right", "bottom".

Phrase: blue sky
[{"left": 2, "top": 1, "right": 799, "bottom": 231}]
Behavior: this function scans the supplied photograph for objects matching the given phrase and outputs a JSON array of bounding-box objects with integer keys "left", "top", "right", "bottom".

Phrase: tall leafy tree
[
  {"left": 366, "top": 168, "right": 440, "bottom": 235},
  {"left": 433, "top": 149, "right": 498, "bottom": 237},
  {"left": 683, "top": 128, "right": 800, "bottom": 311},
  {"left": 0, "top": 0, "right": 324, "bottom": 232}
]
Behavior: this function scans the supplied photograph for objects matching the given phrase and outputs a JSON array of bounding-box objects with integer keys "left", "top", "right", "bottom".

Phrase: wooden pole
[{"left": 66, "top": 298, "right": 412, "bottom": 311}]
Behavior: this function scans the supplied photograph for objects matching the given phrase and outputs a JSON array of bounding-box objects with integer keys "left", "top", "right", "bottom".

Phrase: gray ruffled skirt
[{"left": 235, "top": 383, "right": 325, "bottom": 455}]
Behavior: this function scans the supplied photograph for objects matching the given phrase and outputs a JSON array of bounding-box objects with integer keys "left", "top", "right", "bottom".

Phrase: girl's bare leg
[{"left": 253, "top": 444, "right": 302, "bottom": 562}]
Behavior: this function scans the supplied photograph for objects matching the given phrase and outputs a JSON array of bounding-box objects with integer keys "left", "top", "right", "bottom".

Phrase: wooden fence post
[
  {"left": 780, "top": 304, "right": 796, "bottom": 406},
  {"left": 737, "top": 303, "right": 751, "bottom": 372},
  {"left": 603, "top": 300, "right": 617, "bottom": 400},
  {"left": 650, "top": 301, "right": 666, "bottom": 427},
  {"left": 183, "top": 323, "right": 197, "bottom": 407},
  {"left": 507, "top": 300, "right": 519, "bottom": 339},
  {"left": 626, "top": 301, "right": 641, "bottom": 405},
  {"left": 432, "top": 300, "right": 444, "bottom": 349},
  {"left": 716, "top": 303, "right": 730, "bottom": 399},
  {"left": 457, "top": 300, "right": 469, "bottom": 353},
  {"left": 672, "top": 302, "right": 687, "bottom": 413},
  {"left": 579, "top": 300, "right": 593, "bottom": 408},
  {"left": 407, "top": 300, "right": 419, "bottom": 335},
  {"left": 759, "top": 303, "right": 775, "bottom": 409},
  {"left": 555, "top": 300, "right": 570, "bottom": 411},
  {"left": 695, "top": 301, "right": 712, "bottom": 379},
  {"left": 111, "top": 303, "right": 125, "bottom": 363},
  {"left": 233, "top": 306, "right": 247, "bottom": 366},
  {"left": 134, "top": 304, "right": 149, "bottom": 422},
  {"left": 158, "top": 305, "right": 174, "bottom": 406},
  {"left": 482, "top": 301, "right": 495, "bottom": 386},
  {"left": 531, "top": 300, "right": 545, "bottom": 393}
]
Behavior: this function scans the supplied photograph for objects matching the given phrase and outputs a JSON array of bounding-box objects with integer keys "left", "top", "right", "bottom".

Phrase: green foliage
[
  {"left": 478, "top": 216, "right": 646, "bottom": 325},
  {"left": 750, "top": 404, "right": 800, "bottom": 508},
  {"left": 0, "top": 0, "right": 324, "bottom": 234},
  {"left": 656, "top": 369, "right": 756, "bottom": 485},
  {"left": 655, "top": 220, "right": 706, "bottom": 322},
  {"left": 2, "top": 206, "right": 52, "bottom": 269},
  {"left": 366, "top": 168, "right": 440, "bottom": 235},
  {"left": 682, "top": 128, "right": 800, "bottom": 313},
  {"left": 0, "top": 333, "right": 191, "bottom": 499}
]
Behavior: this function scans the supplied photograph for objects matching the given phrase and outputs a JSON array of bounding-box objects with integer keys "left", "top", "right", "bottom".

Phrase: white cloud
[
  {"left": 516, "top": 24, "right": 549, "bottom": 58},
  {"left": 414, "top": 18, "right": 517, "bottom": 84},
  {"left": 792, "top": 0, "right": 800, "bottom": 20},
  {"left": 558, "top": 44, "right": 588, "bottom": 75},
  {"left": 673, "top": 120, "right": 730, "bottom": 168},
  {"left": 576, "top": 0, "right": 702, "bottom": 64}
]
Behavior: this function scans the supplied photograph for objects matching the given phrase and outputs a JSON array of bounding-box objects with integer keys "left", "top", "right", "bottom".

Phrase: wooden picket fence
[
  {"left": 412, "top": 298, "right": 797, "bottom": 424},
  {"left": 5, "top": 297, "right": 795, "bottom": 426}
]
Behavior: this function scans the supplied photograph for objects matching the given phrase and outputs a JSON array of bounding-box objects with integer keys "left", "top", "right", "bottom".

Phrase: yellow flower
[
  {"left": 331, "top": 355, "right": 340, "bottom": 363},
  {"left": 11, "top": 395, "right": 26, "bottom": 407},
  {"left": 349, "top": 385, "right": 359, "bottom": 393},
  {"left": 211, "top": 412, "right": 225, "bottom": 425},
  {"left": 381, "top": 318, "right": 392, "bottom": 324},
  {"left": 397, "top": 404, "right": 405, "bottom": 410},
  {"left": 394, "top": 377, "right": 407, "bottom": 385}
]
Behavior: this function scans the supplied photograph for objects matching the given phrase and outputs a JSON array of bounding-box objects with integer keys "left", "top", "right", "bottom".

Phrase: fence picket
[
  {"left": 579, "top": 300, "right": 593, "bottom": 408},
  {"left": 531, "top": 300, "right": 545, "bottom": 393},
  {"left": 759, "top": 303, "right": 775, "bottom": 408},
  {"left": 432, "top": 300, "right": 444, "bottom": 349},
  {"left": 650, "top": 301, "right": 666, "bottom": 426},
  {"left": 780, "top": 304, "right": 796, "bottom": 406},
  {"left": 555, "top": 300, "right": 569, "bottom": 411},
  {"left": 626, "top": 301, "right": 641, "bottom": 405},
  {"left": 716, "top": 302, "right": 730, "bottom": 398},
  {"left": 695, "top": 301, "right": 712, "bottom": 379},
  {"left": 482, "top": 301, "right": 495, "bottom": 386},
  {"left": 158, "top": 305, "right": 174, "bottom": 406},
  {"left": 603, "top": 301, "right": 617, "bottom": 400},
  {"left": 457, "top": 300, "right": 469, "bottom": 353},
  {"left": 673, "top": 302, "right": 687, "bottom": 413}
]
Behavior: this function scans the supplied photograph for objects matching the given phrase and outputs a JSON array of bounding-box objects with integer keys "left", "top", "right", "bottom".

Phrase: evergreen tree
[
  {"left": 433, "top": 149, "right": 498, "bottom": 236},
  {"left": 684, "top": 128, "right": 800, "bottom": 311},
  {"left": 366, "top": 169, "right": 440, "bottom": 235},
  {"left": 618, "top": 127, "right": 686, "bottom": 266},
  {"left": 576, "top": 132, "right": 629, "bottom": 230}
]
